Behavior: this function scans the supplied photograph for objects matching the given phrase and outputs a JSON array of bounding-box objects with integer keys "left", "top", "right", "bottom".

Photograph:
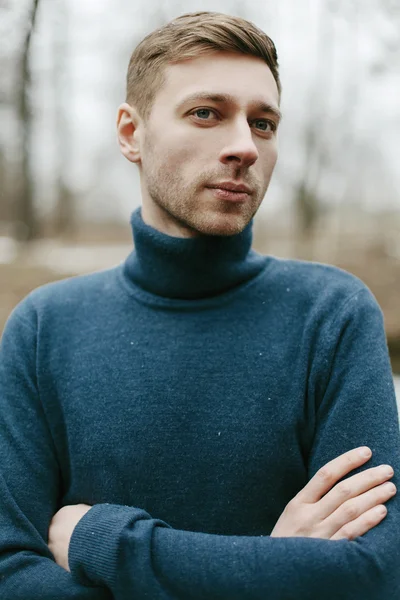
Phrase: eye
[
  {"left": 191, "top": 108, "right": 218, "bottom": 120},
  {"left": 252, "top": 119, "right": 277, "bottom": 133}
]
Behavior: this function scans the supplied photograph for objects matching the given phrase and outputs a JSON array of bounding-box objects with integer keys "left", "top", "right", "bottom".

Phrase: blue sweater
[{"left": 1, "top": 208, "right": 400, "bottom": 599}]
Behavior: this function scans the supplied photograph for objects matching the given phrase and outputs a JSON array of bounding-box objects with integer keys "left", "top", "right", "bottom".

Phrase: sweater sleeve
[
  {"left": 0, "top": 300, "right": 112, "bottom": 600},
  {"left": 68, "top": 285, "right": 400, "bottom": 600}
]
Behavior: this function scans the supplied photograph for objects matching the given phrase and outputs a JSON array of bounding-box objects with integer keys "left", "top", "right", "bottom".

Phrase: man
[{"left": 0, "top": 11, "right": 399, "bottom": 600}]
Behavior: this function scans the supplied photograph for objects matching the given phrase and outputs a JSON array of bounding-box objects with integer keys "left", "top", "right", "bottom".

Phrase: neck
[{"left": 122, "top": 208, "right": 268, "bottom": 300}]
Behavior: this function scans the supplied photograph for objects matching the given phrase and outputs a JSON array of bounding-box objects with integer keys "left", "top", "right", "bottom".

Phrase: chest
[{"left": 45, "top": 306, "right": 312, "bottom": 534}]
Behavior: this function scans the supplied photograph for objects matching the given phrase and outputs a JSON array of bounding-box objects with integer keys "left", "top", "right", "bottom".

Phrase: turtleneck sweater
[{"left": 0, "top": 208, "right": 399, "bottom": 600}]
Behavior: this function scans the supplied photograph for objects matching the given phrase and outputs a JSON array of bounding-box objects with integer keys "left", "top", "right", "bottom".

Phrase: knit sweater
[{"left": 0, "top": 208, "right": 399, "bottom": 599}]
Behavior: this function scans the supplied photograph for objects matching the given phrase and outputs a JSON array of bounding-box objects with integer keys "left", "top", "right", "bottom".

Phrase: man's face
[{"left": 126, "top": 52, "right": 280, "bottom": 237}]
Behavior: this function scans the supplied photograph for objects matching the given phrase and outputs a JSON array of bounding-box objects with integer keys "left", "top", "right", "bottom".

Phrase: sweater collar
[{"left": 122, "top": 208, "right": 267, "bottom": 300}]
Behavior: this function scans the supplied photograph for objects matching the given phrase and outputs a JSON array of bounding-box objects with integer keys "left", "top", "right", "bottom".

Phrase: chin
[{"left": 195, "top": 212, "right": 251, "bottom": 237}]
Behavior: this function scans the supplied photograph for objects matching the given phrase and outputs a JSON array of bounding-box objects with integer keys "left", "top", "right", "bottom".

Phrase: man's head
[{"left": 117, "top": 12, "right": 281, "bottom": 237}]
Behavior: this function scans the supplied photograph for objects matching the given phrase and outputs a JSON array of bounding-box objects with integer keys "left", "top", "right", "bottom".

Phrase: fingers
[
  {"left": 297, "top": 447, "right": 373, "bottom": 504},
  {"left": 325, "top": 480, "right": 396, "bottom": 539},
  {"left": 318, "top": 464, "right": 394, "bottom": 518},
  {"left": 330, "top": 504, "right": 389, "bottom": 541}
]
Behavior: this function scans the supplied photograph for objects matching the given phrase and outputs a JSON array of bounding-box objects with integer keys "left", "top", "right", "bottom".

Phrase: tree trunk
[
  {"left": 52, "top": 0, "right": 75, "bottom": 237},
  {"left": 16, "top": 0, "right": 40, "bottom": 241}
]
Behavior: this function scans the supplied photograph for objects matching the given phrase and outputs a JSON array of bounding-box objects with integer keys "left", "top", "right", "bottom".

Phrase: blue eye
[
  {"left": 194, "top": 109, "right": 213, "bottom": 119},
  {"left": 254, "top": 120, "right": 275, "bottom": 132}
]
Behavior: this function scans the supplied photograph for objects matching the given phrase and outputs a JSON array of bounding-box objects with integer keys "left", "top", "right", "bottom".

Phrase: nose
[{"left": 218, "top": 119, "right": 259, "bottom": 168}]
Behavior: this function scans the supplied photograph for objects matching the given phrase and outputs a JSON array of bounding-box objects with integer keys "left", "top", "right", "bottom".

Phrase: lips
[
  {"left": 208, "top": 182, "right": 253, "bottom": 194},
  {"left": 207, "top": 185, "right": 252, "bottom": 203}
]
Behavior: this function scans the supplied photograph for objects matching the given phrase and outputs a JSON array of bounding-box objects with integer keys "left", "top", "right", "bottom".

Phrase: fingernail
[
  {"left": 360, "top": 447, "right": 372, "bottom": 458},
  {"left": 383, "top": 466, "right": 394, "bottom": 477}
]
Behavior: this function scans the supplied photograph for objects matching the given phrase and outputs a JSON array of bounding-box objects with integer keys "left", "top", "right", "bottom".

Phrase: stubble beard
[{"left": 143, "top": 158, "right": 264, "bottom": 237}]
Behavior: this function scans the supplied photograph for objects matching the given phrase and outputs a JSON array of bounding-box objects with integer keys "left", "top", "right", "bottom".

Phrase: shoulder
[
  {"left": 3, "top": 267, "right": 122, "bottom": 332},
  {"left": 264, "top": 256, "right": 378, "bottom": 313},
  {"left": 256, "top": 256, "right": 384, "bottom": 334}
]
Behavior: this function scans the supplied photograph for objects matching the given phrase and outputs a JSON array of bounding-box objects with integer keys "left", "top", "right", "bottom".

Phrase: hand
[
  {"left": 270, "top": 447, "right": 396, "bottom": 541},
  {"left": 48, "top": 504, "right": 92, "bottom": 571}
]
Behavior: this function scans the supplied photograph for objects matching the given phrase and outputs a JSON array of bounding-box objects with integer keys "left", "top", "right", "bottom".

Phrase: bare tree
[
  {"left": 51, "top": 0, "right": 76, "bottom": 237},
  {"left": 293, "top": 0, "right": 337, "bottom": 256},
  {"left": 15, "top": 0, "right": 40, "bottom": 241}
]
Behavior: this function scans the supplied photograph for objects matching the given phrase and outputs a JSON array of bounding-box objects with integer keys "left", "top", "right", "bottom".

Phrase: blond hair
[{"left": 126, "top": 11, "right": 281, "bottom": 119}]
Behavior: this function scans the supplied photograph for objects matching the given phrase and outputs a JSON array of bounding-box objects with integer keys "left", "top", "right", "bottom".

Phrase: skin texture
[
  {"left": 48, "top": 504, "right": 91, "bottom": 571},
  {"left": 116, "top": 51, "right": 281, "bottom": 237},
  {"left": 270, "top": 447, "right": 395, "bottom": 540}
]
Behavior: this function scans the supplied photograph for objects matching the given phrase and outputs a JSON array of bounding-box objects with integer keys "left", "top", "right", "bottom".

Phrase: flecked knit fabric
[{"left": 1, "top": 208, "right": 399, "bottom": 599}]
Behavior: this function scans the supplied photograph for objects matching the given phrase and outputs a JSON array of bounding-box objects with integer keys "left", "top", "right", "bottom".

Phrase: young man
[{"left": 1, "top": 11, "right": 399, "bottom": 600}]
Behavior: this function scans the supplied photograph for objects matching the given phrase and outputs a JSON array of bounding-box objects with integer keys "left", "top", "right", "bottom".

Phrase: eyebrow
[{"left": 176, "top": 92, "right": 282, "bottom": 122}]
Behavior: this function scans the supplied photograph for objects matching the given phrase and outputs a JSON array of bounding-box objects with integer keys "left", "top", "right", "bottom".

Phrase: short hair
[{"left": 126, "top": 11, "right": 281, "bottom": 120}]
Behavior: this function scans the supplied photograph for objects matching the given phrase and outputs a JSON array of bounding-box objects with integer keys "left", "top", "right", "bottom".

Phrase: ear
[{"left": 116, "top": 102, "right": 142, "bottom": 164}]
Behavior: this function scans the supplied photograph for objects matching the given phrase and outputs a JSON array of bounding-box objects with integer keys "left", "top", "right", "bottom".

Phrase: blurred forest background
[{"left": 0, "top": 0, "right": 399, "bottom": 387}]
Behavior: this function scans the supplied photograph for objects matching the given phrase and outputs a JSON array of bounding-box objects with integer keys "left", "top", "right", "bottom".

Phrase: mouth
[
  {"left": 206, "top": 182, "right": 253, "bottom": 203},
  {"left": 208, "top": 182, "right": 253, "bottom": 194}
]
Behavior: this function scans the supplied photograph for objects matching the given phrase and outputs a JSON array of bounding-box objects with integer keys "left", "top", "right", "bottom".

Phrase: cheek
[
  {"left": 271, "top": 147, "right": 278, "bottom": 168},
  {"left": 159, "top": 144, "right": 198, "bottom": 176},
  {"left": 261, "top": 142, "right": 278, "bottom": 170}
]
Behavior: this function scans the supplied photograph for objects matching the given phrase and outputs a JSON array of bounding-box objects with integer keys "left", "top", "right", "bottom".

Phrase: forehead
[{"left": 155, "top": 52, "right": 280, "bottom": 110}]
